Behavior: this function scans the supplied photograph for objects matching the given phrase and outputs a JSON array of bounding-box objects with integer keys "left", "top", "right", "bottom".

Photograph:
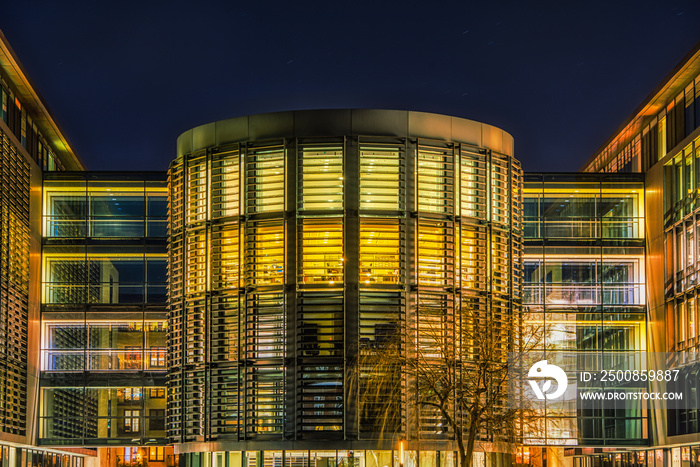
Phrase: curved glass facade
[{"left": 167, "top": 110, "right": 522, "bottom": 455}]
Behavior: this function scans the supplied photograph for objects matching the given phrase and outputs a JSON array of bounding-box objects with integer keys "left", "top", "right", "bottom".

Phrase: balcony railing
[
  {"left": 524, "top": 217, "right": 643, "bottom": 239},
  {"left": 523, "top": 284, "right": 645, "bottom": 305},
  {"left": 42, "top": 349, "right": 167, "bottom": 371}
]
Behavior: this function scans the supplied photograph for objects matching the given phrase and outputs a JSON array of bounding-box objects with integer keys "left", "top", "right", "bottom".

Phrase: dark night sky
[{"left": 2, "top": 1, "right": 700, "bottom": 172}]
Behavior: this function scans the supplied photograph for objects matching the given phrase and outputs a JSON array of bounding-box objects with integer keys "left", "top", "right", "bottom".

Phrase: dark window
[{"left": 149, "top": 409, "right": 165, "bottom": 431}]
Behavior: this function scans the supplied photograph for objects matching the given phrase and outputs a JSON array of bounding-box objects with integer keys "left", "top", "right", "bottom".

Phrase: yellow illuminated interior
[
  {"left": 248, "top": 148, "right": 284, "bottom": 213},
  {"left": 360, "top": 221, "right": 401, "bottom": 285},
  {"left": 248, "top": 223, "right": 284, "bottom": 285},
  {"left": 187, "top": 158, "right": 208, "bottom": 223},
  {"left": 459, "top": 151, "right": 486, "bottom": 219},
  {"left": 360, "top": 146, "right": 401, "bottom": 210},
  {"left": 300, "top": 147, "right": 343, "bottom": 210},
  {"left": 418, "top": 148, "right": 452, "bottom": 214},
  {"left": 211, "top": 149, "right": 240, "bottom": 218},
  {"left": 186, "top": 231, "right": 207, "bottom": 295},
  {"left": 458, "top": 226, "right": 483, "bottom": 291},
  {"left": 300, "top": 219, "right": 343, "bottom": 285},
  {"left": 417, "top": 222, "right": 451, "bottom": 287},
  {"left": 215, "top": 224, "right": 240, "bottom": 289}
]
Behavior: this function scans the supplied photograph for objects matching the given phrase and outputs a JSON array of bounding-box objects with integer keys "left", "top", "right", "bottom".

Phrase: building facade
[
  {"left": 522, "top": 173, "right": 647, "bottom": 464},
  {"left": 0, "top": 31, "right": 173, "bottom": 467},
  {"left": 5, "top": 24, "right": 700, "bottom": 467},
  {"left": 39, "top": 172, "right": 173, "bottom": 466},
  {"left": 167, "top": 110, "right": 523, "bottom": 465},
  {"left": 0, "top": 30, "right": 89, "bottom": 467},
  {"left": 575, "top": 42, "right": 700, "bottom": 467}
]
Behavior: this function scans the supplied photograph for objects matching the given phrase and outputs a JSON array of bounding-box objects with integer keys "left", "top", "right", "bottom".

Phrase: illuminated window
[
  {"left": 123, "top": 448, "right": 139, "bottom": 463},
  {"left": 246, "top": 293, "right": 285, "bottom": 359},
  {"left": 247, "top": 145, "right": 284, "bottom": 213},
  {"left": 42, "top": 255, "right": 165, "bottom": 305},
  {"left": 186, "top": 155, "right": 208, "bottom": 223},
  {"left": 457, "top": 224, "right": 485, "bottom": 291},
  {"left": 299, "top": 146, "right": 343, "bottom": 210},
  {"left": 212, "top": 223, "right": 240, "bottom": 290},
  {"left": 659, "top": 115, "right": 667, "bottom": 158},
  {"left": 149, "top": 349, "right": 166, "bottom": 368},
  {"left": 459, "top": 149, "right": 486, "bottom": 219},
  {"left": 490, "top": 154, "right": 510, "bottom": 224},
  {"left": 124, "top": 410, "right": 141, "bottom": 433},
  {"left": 360, "top": 219, "right": 402, "bottom": 285},
  {"left": 246, "top": 222, "right": 284, "bottom": 286},
  {"left": 300, "top": 218, "right": 343, "bottom": 286},
  {"left": 491, "top": 229, "right": 510, "bottom": 294},
  {"left": 211, "top": 147, "right": 240, "bottom": 218},
  {"left": 360, "top": 145, "right": 402, "bottom": 210},
  {"left": 149, "top": 447, "right": 165, "bottom": 461},
  {"left": 185, "top": 232, "right": 207, "bottom": 295},
  {"left": 124, "top": 346, "right": 142, "bottom": 370},
  {"left": 169, "top": 161, "right": 185, "bottom": 232},
  {"left": 0, "top": 88, "right": 7, "bottom": 123},
  {"left": 417, "top": 146, "right": 453, "bottom": 214},
  {"left": 417, "top": 221, "right": 453, "bottom": 287},
  {"left": 121, "top": 388, "right": 142, "bottom": 401},
  {"left": 246, "top": 366, "right": 284, "bottom": 434}
]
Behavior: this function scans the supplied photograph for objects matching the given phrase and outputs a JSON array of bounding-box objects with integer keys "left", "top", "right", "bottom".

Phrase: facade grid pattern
[
  {"left": 0, "top": 127, "right": 29, "bottom": 436},
  {"left": 168, "top": 115, "right": 522, "bottom": 460}
]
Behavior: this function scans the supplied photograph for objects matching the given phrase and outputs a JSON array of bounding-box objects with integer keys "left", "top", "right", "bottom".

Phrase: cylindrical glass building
[{"left": 167, "top": 110, "right": 522, "bottom": 461}]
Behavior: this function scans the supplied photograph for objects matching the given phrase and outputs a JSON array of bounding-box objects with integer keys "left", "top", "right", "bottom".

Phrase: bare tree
[{"left": 353, "top": 304, "right": 541, "bottom": 467}]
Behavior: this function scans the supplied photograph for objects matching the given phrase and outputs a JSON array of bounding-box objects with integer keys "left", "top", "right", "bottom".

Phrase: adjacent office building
[
  {"left": 572, "top": 42, "right": 700, "bottom": 467},
  {"left": 0, "top": 30, "right": 89, "bottom": 467},
  {"left": 3, "top": 26, "right": 700, "bottom": 467},
  {"left": 40, "top": 171, "right": 171, "bottom": 466},
  {"left": 0, "top": 32, "right": 172, "bottom": 467}
]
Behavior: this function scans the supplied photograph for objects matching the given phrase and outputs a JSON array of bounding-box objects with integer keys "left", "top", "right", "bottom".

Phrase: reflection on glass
[
  {"left": 524, "top": 184, "right": 643, "bottom": 239},
  {"left": 42, "top": 256, "right": 166, "bottom": 304},
  {"left": 42, "top": 321, "right": 167, "bottom": 371},
  {"left": 43, "top": 185, "right": 167, "bottom": 238},
  {"left": 39, "top": 386, "right": 167, "bottom": 441}
]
